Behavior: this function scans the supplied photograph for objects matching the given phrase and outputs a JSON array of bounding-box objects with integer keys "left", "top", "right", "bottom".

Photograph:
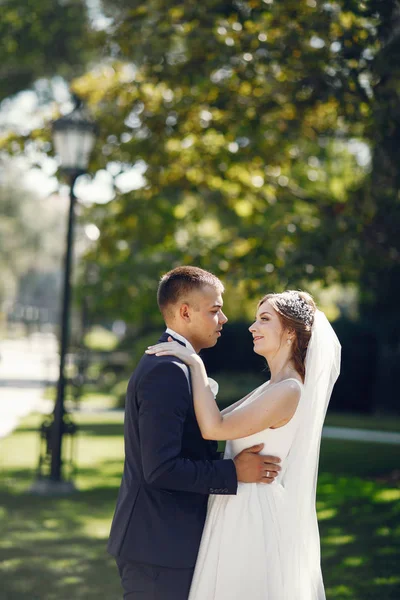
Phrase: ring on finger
[{"left": 266, "top": 471, "right": 270, "bottom": 478}]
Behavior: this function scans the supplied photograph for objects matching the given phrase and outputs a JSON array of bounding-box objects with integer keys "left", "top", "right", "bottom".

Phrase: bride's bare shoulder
[
  {"left": 268, "top": 378, "right": 303, "bottom": 393},
  {"left": 282, "top": 377, "right": 303, "bottom": 389}
]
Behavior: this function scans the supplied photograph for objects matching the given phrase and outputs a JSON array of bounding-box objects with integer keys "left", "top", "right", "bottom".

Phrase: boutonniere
[{"left": 207, "top": 377, "right": 219, "bottom": 398}]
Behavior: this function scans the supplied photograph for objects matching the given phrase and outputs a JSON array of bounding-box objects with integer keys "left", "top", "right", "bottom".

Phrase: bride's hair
[{"left": 259, "top": 290, "right": 317, "bottom": 381}]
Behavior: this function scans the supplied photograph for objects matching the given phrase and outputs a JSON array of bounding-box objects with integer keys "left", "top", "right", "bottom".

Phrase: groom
[{"left": 108, "top": 266, "right": 281, "bottom": 599}]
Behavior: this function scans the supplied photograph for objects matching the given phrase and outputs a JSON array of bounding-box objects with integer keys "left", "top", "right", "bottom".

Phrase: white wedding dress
[
  {"left": 189, "top": 311, "right": 341, "bottom": 600},
  {"left": 189, "top": 379, "right": 310, "bottom": 600}
]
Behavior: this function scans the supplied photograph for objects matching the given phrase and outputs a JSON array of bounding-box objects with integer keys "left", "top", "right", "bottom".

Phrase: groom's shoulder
[{"left": 133, "top": 352, "right": 190, "bottom": 386}]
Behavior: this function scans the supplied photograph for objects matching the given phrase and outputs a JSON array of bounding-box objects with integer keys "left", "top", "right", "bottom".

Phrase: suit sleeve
[{"left": 137, "top": 360, "right": 237, "bottom": 495}]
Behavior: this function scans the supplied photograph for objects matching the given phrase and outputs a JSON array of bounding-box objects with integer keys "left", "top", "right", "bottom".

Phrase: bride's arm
[
  {"left": 145, "top": 340, "right": 300, "bottom": 441},
  {"left": 188, "top": 357, "right": 300, "bottom": 440}
]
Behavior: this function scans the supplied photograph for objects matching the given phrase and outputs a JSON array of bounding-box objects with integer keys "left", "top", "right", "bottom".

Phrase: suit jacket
[{"left": 107, "top": 332, "right": 238, "bottom": 568}]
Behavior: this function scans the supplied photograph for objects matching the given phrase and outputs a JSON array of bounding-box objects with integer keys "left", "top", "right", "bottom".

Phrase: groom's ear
[{"left": 179, "top": 303, "right": 191, "bottom": 322}]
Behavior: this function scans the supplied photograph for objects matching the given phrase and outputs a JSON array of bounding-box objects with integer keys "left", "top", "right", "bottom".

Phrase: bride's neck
[{"left": 266, "top": 353, "right": 297, "bottom": 384}]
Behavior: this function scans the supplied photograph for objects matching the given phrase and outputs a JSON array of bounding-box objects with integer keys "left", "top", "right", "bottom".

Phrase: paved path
[
  {"left": 0, "top": 334, "right": 59, "bottom": 382},
  {"left": 0, "top": 388, "right": 53, "bottom": 438},
  {"left": 0, "top": 334, "right": 57, "bottom": 438},
  {"left": 322, "top": 426, "right": 400, "bottom": 445}
]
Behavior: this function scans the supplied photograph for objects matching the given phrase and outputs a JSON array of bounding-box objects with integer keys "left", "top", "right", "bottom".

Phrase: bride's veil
[{"left": 280, "top": 310, "right": 341, "bottom": 599}]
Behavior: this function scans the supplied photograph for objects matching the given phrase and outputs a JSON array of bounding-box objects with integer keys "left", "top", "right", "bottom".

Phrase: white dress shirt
[{"left": 165, "top": 328, "right": 196, "bottom": 354}]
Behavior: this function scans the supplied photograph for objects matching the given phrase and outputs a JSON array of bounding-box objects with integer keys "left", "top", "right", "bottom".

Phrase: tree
[
  {"left": 1, "top": 1, "right": 398, "bottom": 328},
  {"left": 0, "top": 0, "right": 95, "bottom": 100},
  {"left": 356, "top": 0, "right": 400, "bottom": 317},
  {"left": 72, "top": 0, "right": 377, "bottom": 323}
]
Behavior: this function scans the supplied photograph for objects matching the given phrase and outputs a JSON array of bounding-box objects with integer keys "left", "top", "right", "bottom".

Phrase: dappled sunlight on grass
[
  {"left": 373, "top": 488, "right": 400, "bottom": 502},
  {"left": 318, "top": 440, "right": 400, "bottom": 600},
  {"left": 374, "top": 576, "right": 400, "bottom": 586},
  {"left": 327, "top": 584, "right": 354, "bottom": 598},
  {"left": 0, "top": 413, "right": 124, "bottom": 599},
  {"left": 342, "top": 556, "right": 365, "bottom": 567},
  {"left": 0, "top": 414, "right": 399, "bottom": 599},
  {"left": 317, "top": 507, "right": 338, "bottom": 520},
  {"left": 324, "top": 534, "right": 355, "bottom": 546},
  {"left": 0, "top": 479, "right": 121, "bottom": 599},
  {"left": 82, "top": 517, "right": 113, "bottom": 539}
]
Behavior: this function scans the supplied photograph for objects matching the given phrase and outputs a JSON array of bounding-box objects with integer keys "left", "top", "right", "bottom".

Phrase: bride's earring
[{"left": 287, "top": 338, "right": 292, "bottom": 345}]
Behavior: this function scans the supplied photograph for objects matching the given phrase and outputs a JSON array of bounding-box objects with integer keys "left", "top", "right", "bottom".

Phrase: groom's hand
[{"left": 234, "top": 444, "right": 281, "bottom": 484}]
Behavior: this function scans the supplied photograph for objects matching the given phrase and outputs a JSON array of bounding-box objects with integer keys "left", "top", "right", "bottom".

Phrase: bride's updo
[{"left": 259, "top": 290, "right": 317, "bottom": 381}]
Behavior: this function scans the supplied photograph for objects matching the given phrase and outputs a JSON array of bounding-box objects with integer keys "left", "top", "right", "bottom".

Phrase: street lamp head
[{"left": 52, "top": 95, "right": 97, "bottom": 176}]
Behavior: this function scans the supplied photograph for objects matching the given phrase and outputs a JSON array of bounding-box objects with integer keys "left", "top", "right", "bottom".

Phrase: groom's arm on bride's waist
[{"left": 137, "top": 361, "right": 238, "bottom": 495}]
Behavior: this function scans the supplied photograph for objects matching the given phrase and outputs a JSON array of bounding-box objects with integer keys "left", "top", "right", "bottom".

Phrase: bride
[{"left": 146, "top": 290, "right": 341, "bottom": 599}]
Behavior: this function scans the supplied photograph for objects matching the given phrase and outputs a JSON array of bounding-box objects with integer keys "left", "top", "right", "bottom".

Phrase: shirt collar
[
  {"left": 165, "top": 328, "right": 219, "bottom": 397},
  {"left": 165, "top": 328, "right": 197, "bottom": 355}
]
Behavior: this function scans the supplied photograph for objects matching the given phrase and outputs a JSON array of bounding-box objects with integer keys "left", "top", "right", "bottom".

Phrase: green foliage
[
  {"left": 0, "top": 0, "right": 95, "bottom": 99},
  {"left": 83, "top": 326, "right": 118, "bottom": 351},
  {"left": 72, "top": 0, "right": 384, "bottom": 323},
  {"left": 2, "top": 0, "right": 400, "bottom": 323},
  {"left": 355, "top": 2, "right": 400, "bottom": 315}
]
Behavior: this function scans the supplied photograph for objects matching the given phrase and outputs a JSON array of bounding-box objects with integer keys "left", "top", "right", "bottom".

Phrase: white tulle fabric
[{"left": 189, "top": 310, "right": 341, "bottom": 600}]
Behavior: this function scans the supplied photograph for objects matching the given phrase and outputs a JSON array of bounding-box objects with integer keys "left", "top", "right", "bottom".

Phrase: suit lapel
[
  {"left": 157, "top": 332, "right": 219, "bottom": 458},
  {"left": 158, "top": 332, "right": 193, "bottom": 397}
]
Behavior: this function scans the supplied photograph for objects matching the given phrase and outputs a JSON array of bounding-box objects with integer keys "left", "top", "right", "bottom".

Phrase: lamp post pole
[
  {"left": 50, "top": 173, "right": 78, "bottom": 483},
  {"left": 31, "top": 96, "right": 96, "bottom": 495}
]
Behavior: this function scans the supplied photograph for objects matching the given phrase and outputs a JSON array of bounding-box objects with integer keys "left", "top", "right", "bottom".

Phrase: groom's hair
[{"left": 157, "top": 266, "right": 224, "bottom": 317}]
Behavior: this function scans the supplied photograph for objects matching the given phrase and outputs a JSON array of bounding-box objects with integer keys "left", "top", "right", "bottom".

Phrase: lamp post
[{"left": 31, "top": 96, "right": 96, "bottom": 494}]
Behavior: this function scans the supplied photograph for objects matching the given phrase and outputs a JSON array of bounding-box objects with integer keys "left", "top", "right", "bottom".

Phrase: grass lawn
[
  {"left": 0, "top": 412, "right": 399, "bottom": 600},
  {"left": 324, "top": 412, "right": 400, "bottom": 432}
]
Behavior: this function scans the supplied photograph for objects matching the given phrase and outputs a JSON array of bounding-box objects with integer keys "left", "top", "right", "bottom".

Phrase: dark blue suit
[{"left": 108, "top": 333, "right": 237, "bottom": 598}]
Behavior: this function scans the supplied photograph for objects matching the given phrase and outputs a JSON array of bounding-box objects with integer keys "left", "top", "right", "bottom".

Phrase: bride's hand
[{"left": 145, "top": 337, "right": 200, "bottom": 367}]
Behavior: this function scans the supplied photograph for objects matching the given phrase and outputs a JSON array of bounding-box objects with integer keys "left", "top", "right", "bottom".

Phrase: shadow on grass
[
  {"left": 1, "top": 468, "right": 398, "bottom": 600},
  {"left": 318, "top": 474, "right": 400, "bottom": 600},
  {"left": 0, "top": 472, "right": 121, "bottom": 600},
  {"left": 317, "top": 440, "right": 400, "bottom": 599},
  {"left": 1, "top": 433, "right": 399, "bottom": 600}
]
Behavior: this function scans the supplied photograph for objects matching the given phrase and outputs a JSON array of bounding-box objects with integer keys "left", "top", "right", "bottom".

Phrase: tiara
[{"left": 281, "top": 292, "right": 314, "bottom": 327}]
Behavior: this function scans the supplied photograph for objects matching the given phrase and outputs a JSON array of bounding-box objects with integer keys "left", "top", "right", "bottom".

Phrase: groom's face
[{"left": 183, "top": 285, "right": 228, "bottom": 352}]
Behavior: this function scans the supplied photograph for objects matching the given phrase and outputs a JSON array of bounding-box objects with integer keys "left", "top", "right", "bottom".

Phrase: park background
[{"left": 0, "top": 1, "right": 399, "bottom": 599}]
